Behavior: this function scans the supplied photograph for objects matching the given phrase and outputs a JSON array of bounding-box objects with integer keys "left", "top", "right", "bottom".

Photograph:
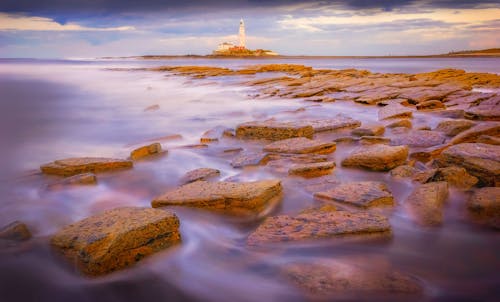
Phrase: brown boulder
[
  {"left": 281, "top": 260, "right": 422, "bottom": 298},
  {"left": 314, "top": 181, "right": 394, "bottom": 208},
  {"left": 435, "top": 119, "right": 476, "bottom": 136},
  {"left": 466, "top": 187, "right": 500, "bottom": 229},
  {"left": 247, "top": 211, "right": 391, "bottom": 245},
  {"left": 450, "top": 122, "right": 500, "bottom": 144},
  {"left": 288, "top": 161, "right": 335, "bottom": 177},
  {"left": 180, "top": 168, "right": 220, "bottom": 184},
  {"left": 130, "top": 143, "right": 164, "bottom": 160},
  {"left": 152, "top": 180, "right": 282, "bottom": 216},
  {"left": 263, "top": 137, "right": 336, "bottom": 154},
  {"left": 436, "top": 143, "right": 500, "bottom": 186},
  {"left": 404, "top": 182, "right": 449, "bottom": 226},
  {"left": 51, "top": 207, "right": 181, "bottom": 275},
  {"left": 41, "top": 157, "right": 133, "bottom": 177},
  {"left": 341, "top": 144, "right": 408, "bottom": 171},
  {"left": 235, "top": 120, "right": 314, "bottom": 140},
  {"left": 0, "top": 221, "right": 32, "bottom": 241}
]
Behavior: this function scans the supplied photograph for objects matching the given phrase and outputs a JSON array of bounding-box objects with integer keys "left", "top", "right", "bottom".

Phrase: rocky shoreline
[{"left": 2, "top": 63, "right": 499, "bottom": 299}]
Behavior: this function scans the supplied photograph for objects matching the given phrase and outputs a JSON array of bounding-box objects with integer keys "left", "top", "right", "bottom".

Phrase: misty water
[{"left": 0, "top": 57, "right": 499, "bottom": 301}]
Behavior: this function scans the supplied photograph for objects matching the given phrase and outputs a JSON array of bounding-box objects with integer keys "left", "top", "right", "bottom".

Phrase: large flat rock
[
  {"left": 450, "top": 122, "right": 500, "bottom": 144},
  {"left": 236, "top": 120, "right": 314, "bottom": 140},
  {"left": 404, "top": 182, "right": 449, "bottom": 226},
  {"left": 436, "top": 143, "right": 500, "bottom": 186},
  {"left": 130, "top": 143, "right": 164, "bottom": 160},
  {"left": 180, "top": 168, "right": 220, "bottom": 184},
  {"left": 390, "top": 129, "right": 447, "bottom": 148},
  {"left": 288, "top": 161, "right": 335, "bottom": 177},
  {"left": 435, "top": 119, "right": 475, "bottom": 136},
  {"left": 247, "top": 211, "right": 391, "bottom": 245},
  {"left": 41, "top": 157, "right": 133, "bottom": 176},
  {"left": 51, "top": 207, "right": 181, "bottom": 276},
  {"left": 264, "top": 137, "right": 336, "bottom": 154},
  {"left": 302, "top": 115, "right": 361, "bottom": 132},
  {"left": 378, "top": 103, "right": 413, "bottom": 120},
  {"left": 281, "top": 260, "right": 423, "bottom": 298},
  {"left": 341, "top": 144, "right": 409, "bottom": 171},
  {"left": 152, "top": 180, "right": 282, "bottom": 216},
  {"left": 314, "top": 181, "right": 394, "bottom": 208}
]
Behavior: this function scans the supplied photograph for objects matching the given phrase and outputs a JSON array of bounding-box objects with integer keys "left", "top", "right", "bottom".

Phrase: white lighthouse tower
[{"left": 239, "top": 18, "right": 246, "bottom": 48}]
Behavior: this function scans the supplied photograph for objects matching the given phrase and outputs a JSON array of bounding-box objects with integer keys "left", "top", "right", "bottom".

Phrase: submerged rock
[
  {"left": 390, "top": 165, "right": 417, "bottom": 178},
  {"left": 51, "top": 207, "right": 181, "bottom": 276},
  {"left": 412, "top": 166, "right": 478, "bottom": 189},
  {"left": 46, "top": 173, "right": 97, "bottom": 189},
  {"left": 41, "top": 157, "right": 133, "bottom": 177},
  {"left": 450, "top": 122, "right": 500, "bottom": 144},
  {"left": 386, "top": 119, "right": 412, "bottom": 129},
  {"left": 180, "top": 168, "right": 220, "bottom": 184},
  {"left": 281, "top": 260, "right": 423, "bottom": 298},
  {"left": 378, "top": 103, "right": 413, "bottom": 120},
  {"left": 130, "top": 143, "right": 164, "bottom": 160},
  {"left": 264, "top": 137, "right": 336, "bottom": 154},
  {"left": 342, "top": 144, "right": 408, "bottom": 171},
  {"left": 236, "top": 120, "right": 314, "bottom": 140},
  {"left": 352, "top": 125, "right": 385, "bottom": 137},
  {"left": 0, "top": 221, "right": 32, "bottom": 241},
  {"left": 314, "top": 181, "right": 394, "bottom": 208},
  {"left": 404, "top": 182, "right": 449, "bottom": 226},
  {"left": 360, "top": 136, "right": 391, "bottom": 145},
  {"left": 247, "top": 211, "right": 391, "bottom": 245},
  {"left": 288, "top": 161, "right": 335, "bottom": 177},
  {"left": 436, "top": 143, "right": 500, "bottom": 186},
  {"left": 230, "top": 152, "right": 270, "bottom": 168},
  {"left": 152, "top": 180, "right": 282, "bottom": 216},
  {"left": 303, "top": 115, "right": 361, "bottom": 132},
  {"left": 435, "top": 119, "right": 475, "bottom": 136},
  {"left": 200, "top": 125, "right": 230, "bottom": 143},
  {"left": 466, "top": 187, "right": 500, "bottom": 229}
]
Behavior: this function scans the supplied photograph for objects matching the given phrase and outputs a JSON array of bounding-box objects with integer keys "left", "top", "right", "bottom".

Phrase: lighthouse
[{"left": 239, "top": 18, "right": 246, "bottom": 48}]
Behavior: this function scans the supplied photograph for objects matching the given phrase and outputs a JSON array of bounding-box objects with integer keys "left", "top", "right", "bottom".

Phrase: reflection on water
[{"left": 0, "top": 58, "right": 499, "bottom": 301}]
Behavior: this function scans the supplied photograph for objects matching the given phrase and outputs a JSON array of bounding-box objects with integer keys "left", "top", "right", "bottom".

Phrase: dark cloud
[{"left": 1, "top": 0, "right": 498, "bottom": 14}]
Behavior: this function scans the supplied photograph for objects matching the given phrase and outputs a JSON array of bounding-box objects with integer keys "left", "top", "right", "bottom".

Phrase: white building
[
  {"left": 239, "top": 18, "right": 246, "bottom": 48},
  {"left": 216, "top": 42, "right": 235, "bottom": 52}
]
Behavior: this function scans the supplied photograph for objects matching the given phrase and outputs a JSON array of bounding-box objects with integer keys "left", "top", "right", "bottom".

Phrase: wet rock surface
[
  {"left": 40, "top": 157, "right": 133, "bottom": 176},
  {"left": 288, "top": 161, "right": 335, "bottom": 177},
  {"left": 450, "top": 122, "right": 500, "bottom": 144},
  {"left": 351, "top": 124, "right": 385, "bottom": 136},
  {"left": 247, "top": 210, "right": 391, "bottom": 245},
  {"left": 378, "top": 103, "right": 413, "bottom": 120},
  {"left": 435, "top": 119, "right": 476, "bottom": 136},
  {"left": 390, "top": 129, "right": 447, "bottom": 147},
  {"left": 412, "top": 166, "right": 478, "bottom": 189},
  {"left": 152, "top": 180, "right": 282, "bottom": 216},
  {"left": 314, "top": 181, "right": 394, "bottom": 208},
  {"left": 281, "top": 260, "right": 423, "bottom": 298},
  {"left": 404, "top": 182, "right": 449, "bottom": 226},
  {"left": 130, "top": 143, "right": 164, "bottom": 160},
  {"left": 466, "top": 187, "right": 500, "bottom": 229},
  {"left": 0, "top": 221, "right": 32, "bottom": 241},
  {"left": 179, "top": 168, "right": 221, "bottom": 184},
  {"left": 436, "top": 143, "right": 500, "bottom": 186},
  {"left": 200, "top": 125, "right": 230, "bottom": 143},
  {"left": 263, "top": 137, "right": 336, "bottom": 154},
  {"left": 342, "top": 144, "right": 409, "bottom": 171},
  {"left": 236, "top": 120, "right": 314, "bottom": 140},
  {"left": 46, "top": 173, "right": 97, "bottom": 189},
  {"left": 230, "top": 152, "right": 270, "bottom": 168},
  {"left": 51, "top": 207, "right": 181, "bottom": 275}
]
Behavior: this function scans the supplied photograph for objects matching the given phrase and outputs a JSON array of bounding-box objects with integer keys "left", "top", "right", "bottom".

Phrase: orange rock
[
  {"left": 288, "top": 161, "right": 335, "bottom": 177},
  {"left": 264, "top": 137, "right": 336, "bottom": 154},
  {"left": 51, "top": 207, "right": 181, "bottom": 275},
  {"left": 180, "top": 168, "right": 220, "bottom": 184},
  {"left": 351, "top": 125, "right": 385, "bottom": 136},
  {"left": 41, "top": 157, "right": 133, "bottom": 177},
  {"left": 130, "top": 143, "right": 164, "bottom": 160},
  {"left": 390, "top": 129, "right": 446, "bottom": 147},
  {"left": 0, "top": 221, "right": 32, "bottom": 241},
  {"left": 435, "top": 119, "right": 476, "bottom": 136},
  {"left": 467, "top": 187, "right": 500, "bottom": 229},
  {"left": 236, "top": 120, "right": 314, "bottom": 140},
  {"left": 341, "top": 144, "right": 408, "bottom": 171},
  {"left": 404, "top": 182, "right": 449, "bottom": 226},
  {"left": 450, "top": 122, "right": 500, "bottom": 144},
  {"left": 378, "top": 103, "right": 414, "bottom": 120},
  {"left": 314, "top": 181, "right": 394, "bottom": 208}
]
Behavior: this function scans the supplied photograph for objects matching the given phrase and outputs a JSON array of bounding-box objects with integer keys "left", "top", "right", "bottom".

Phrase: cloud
[{"left": 0, "top": 13, "right": 135, "bottom": 31}]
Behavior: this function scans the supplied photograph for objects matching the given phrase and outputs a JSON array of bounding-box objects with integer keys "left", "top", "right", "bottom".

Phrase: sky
[{"left": 0, "top": 0, "right": 499, "bottom": 58}]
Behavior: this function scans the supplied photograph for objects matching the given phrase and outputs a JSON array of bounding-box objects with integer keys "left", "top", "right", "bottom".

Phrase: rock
[
  {"left": 302, "top": 115, "right": 361, "bottom": 132},
  {"left": 435, "top": 119, "right": 475, "bottom": 136},
  {"left": 390, "top": 129, "right": 447, "bottom": 148},
  {"left": 378, "top": 103, "right": 413, "bottom": 120},
  {"left": 409, "top": 144, "right": 450, "bottom": 163},
  {"left": 143, "top": 104, "right": 160, "bottom": 112},
  {"left": 432, "top": 109, "right": 465, "bottom": 119},
  {"left": 466, "top": 187, "right": 500, "bottom": 229},
  {"left": 247, "top": 211, "right": 391, "bottom": 245},
  {"left": 404, "top": 182, "right": 449, "bottom": 226},
  {"left": 236, "top": 120, "right": 314, "bottom": 140},
  {"left": 180, "top": 168, "right": 220, "bottom": 184},
  {"left": 342, "top": 144, "right": 409, "bottom": 171},
  {"left": 130, "top": 143, "right": 163, "bottom": 160},
  {"left": 175, "top": 143, "right": 209, "bottom": 149},
  {"left": 465, "top": 95, "right": 500, "bottom": 121},
  {"left": 416, "top": 100, "right": 446, "bottom": 110},
  {"left": 477, "top": 135, "right": 500, "bottom": 145},
  {"left": 360, "top": 136, "right": 391, "bottom": 145},
  {"left": 390, "top": 165, "right": 417, "bottom": 178},
  {"left": 51, "top": 207, "right": 181, "bottom": 275},
  {"left": 334, "top": 136, "right": 360, "bottom": 143},
  {"left": 352, "top": 125, "right": 385, "bottom": 137},
  {"left": 46, "top": 173, "right": 97, "bottom": 189},
  {"left": 41, "top": 157, "right": 133, "bottom": 177},
  {"left": 298, "top": 204, "right": 337, "bottom": 214},
  {"left": 386, "top": 119, "right": 412, "bottom": 129},
  {"left": 0, "top": 221, "right": 32, "bottom": 241},
  {"left": 281, "top": 260, "right": 422, "bottom": 298},
  {"left": 151, "top": 180, "right": 282, "bottom": 216},
  {"left": 436, "top": 143, "right": 500, "bottom": 186},
  {"left": 264, "top": 137, "right": 336, "bottom": 154},
  {"left": 450, "top": 122, "right": 500, "bottom": 144},
  {"left": 288, "top": 161, "right": 335, "bottom": 177},
  {"left": 314, "top": 181, "right": 394, "bottom": 208},
  {"left": 231, "top": 152, "right": 270, "bottom": 168},
  {"left": 412, "top": 166, "right": 478, "bottom": 189},
  {"left": 200, "top": 125, "right": 229, "bottom": 143}
]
